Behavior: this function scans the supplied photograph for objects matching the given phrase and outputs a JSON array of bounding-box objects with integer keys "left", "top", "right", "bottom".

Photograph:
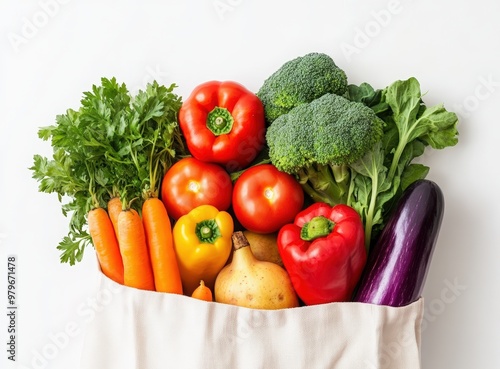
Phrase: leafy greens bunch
[
  {"left": 30, "top": 78, "right": 185, "bottom": 265},
  {"left": 346, "top": 78, "right": 458, "bottom": 249},
  {"left": 262, "top": 54, "right": 459, "bottom": 251}
]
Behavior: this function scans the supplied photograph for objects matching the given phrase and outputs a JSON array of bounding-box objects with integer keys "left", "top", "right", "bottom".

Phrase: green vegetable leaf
[
  {"left": 417, "top": 104, "right": 459, "bottom": 149},
  {"left": 57, "top": 232, "right": 90, "bottom": 266},
  {"left": 30, "top": 77, "right": 186, "bottom": 264},
  {"left": 383, "top": 77, "right": 422, "bottom": 132},
  {"left": 347, "top": 82, "right": 389, "bottom": 115},
  {"left": 347, "top": 83, "right": 379, "bottom": 104},
  {"left": 348, "top": 142, "right": 392, "bottom": 250},
  {"left": 382, "top": 77, "right": 459, "bottom": 183},
  {"left": 37, "top": 125, "right": 56, "bottom": 140},
  {"left": 347, "top": 77, "right": 459, "bottom": 251},
  {"left": 401, "top": 163, "right": 429, "bottom": 191}
]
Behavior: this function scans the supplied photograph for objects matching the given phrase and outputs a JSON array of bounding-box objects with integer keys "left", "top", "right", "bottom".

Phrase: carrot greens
[{"left": 30, "top": 77, "right": 185, "bottom": 265}]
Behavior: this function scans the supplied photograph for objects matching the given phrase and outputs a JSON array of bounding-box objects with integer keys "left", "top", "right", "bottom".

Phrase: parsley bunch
[{"left": 30, "top": 78, "right": 185, "bottom": 265}]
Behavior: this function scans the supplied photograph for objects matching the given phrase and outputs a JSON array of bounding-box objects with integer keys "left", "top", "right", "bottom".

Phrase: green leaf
[
  {"left": 31, "top": 77, "right": 186, "bottom": 264},
  {"left": 57, "top": 232, "right": 90, "bottom": 266},
  {"left": 343, "top": 77, "right": 459, "bottom": 251},
  {"left": 382, "top": 77, "right": 459, "bottom": 183},
  {"left": 417, "top": 104, "right": 459, "bottom": 149},
  {"left": 392, "top": 139, "right": 427, "bottom": 183},
  {"left": 347, "top": 83, "right": 377, "bottom": 103},
  {"left": 383, "top": 77, "right": 422, "bottom": 130},
  {"left": 37, "top": 125, "right": 56, "bottom": 140},
  {"left": 401, "top": 163, "right": 429, "bottom": 190},
  {"left": 349, "top": 142, "right": 392, "bottom": 250}
]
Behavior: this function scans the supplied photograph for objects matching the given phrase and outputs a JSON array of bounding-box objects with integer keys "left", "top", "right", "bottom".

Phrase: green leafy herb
[{"left": 30, "top": 77, "right": 185, "bottom": 265}]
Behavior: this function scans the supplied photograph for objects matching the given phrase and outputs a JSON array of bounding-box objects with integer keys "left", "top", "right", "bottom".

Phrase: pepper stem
[
  {"left": 195, "top": 219, "right": 221, "bottom": 244},
  {"left": 200, "top": 226, "right": 213, "bottom": 238},
  {"left": 206, "top": 107, "right": 234, "bottom": 136},
  {"left": 300, "top": 216, "right": 335, "bottom": 241}
]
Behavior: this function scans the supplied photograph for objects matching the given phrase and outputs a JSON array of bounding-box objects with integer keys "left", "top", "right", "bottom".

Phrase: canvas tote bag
[{"left": 79, "top": 269, "right": 423, "bottom": 369}]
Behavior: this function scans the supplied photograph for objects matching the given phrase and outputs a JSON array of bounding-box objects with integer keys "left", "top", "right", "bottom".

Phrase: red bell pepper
[
  {"left": 277, "top": 202, "right": 367, "bottom": 305},
  {"left": 178, "top": 81, "right": 266, "bottom": 171}
]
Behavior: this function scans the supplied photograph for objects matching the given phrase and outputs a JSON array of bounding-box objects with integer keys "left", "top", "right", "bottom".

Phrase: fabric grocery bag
[{"left": 79, "top": 270, "right": 424, "bottom": 369}]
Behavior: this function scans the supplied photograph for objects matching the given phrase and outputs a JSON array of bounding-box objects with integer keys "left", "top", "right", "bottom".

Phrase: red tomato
[
  {"left": 161, "top": 157, "right": 233, "bottom": 220},
  {"left": 232, "top": 164, "right": 304, "bottom": 234}
]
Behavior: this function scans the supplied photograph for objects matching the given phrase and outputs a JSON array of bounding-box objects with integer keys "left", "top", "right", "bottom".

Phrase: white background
[{"left": 1, "top": 0, "right": 499, "bottom": 368}]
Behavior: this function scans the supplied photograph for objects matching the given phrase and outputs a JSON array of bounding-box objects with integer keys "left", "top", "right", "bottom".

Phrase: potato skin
[
  {"left": 243, "top": 230, "right": 284, "bottom": 268},
  {"left": 214, "top": 239, "right": 298, "bottom": 310}
]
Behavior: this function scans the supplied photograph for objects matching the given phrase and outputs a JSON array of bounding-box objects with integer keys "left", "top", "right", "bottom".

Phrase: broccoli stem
[
  {"left": 300, "top": 181, "right": 332, "bottom": 204},
  {"left": 329, "top": 163, "right": 349, "bottom": 200},
  {"left": 297, "top": 164, "right": 349, "bottom": 205}
]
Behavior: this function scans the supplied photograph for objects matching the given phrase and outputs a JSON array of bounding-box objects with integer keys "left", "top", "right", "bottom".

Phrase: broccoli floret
[
  {"left": 257, "top": 52, "right": 348, "bottom": 124},
  {"left": 266, "top": 93, "right": 383, "bottom": 205}
]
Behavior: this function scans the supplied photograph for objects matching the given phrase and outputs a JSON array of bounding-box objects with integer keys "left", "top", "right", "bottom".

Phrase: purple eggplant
[{"left": 353, "top": 179, "right": 444, "bottom": 306}]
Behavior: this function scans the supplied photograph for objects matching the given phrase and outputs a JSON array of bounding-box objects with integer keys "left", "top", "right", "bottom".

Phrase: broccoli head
[
  {"left": 257, "top": 52, "right": 348, "bottom": 124},
  {"left": 266, "top": 93, "right": 383, "bottom": 205}
]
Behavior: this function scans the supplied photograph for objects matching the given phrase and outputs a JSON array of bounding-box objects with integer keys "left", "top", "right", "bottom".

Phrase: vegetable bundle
[
  {"left": 262, "top": 54, "right": 458, "bottom": 251},
  {"left": 31, "top": 52, "right": 459, "bottom": 308},
  {"left": 31, "top": 78, "right": 185, "bottom": 293}
]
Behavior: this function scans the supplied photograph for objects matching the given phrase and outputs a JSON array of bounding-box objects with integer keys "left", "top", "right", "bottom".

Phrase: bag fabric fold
[{"left": 80, "top": 272, "right": 423, "bottom": 369}]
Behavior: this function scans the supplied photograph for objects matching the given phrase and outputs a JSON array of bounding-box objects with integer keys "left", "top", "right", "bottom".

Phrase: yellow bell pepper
[{"left": 173, "top": 204, "right": 234, "bottom": 295}]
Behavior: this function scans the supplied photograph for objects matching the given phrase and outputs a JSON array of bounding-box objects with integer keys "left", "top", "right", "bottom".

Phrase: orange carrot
[
  {"left": 107, "top": 196, "right": 122, "bottom": 238},
  {"left": 142, "top": 197, "right": 183, "bottom": 294},
  {"left": 87, "top": 207, "right": 124, "bottom": 284},
  {"left": 191, "top": 280, "right": 213, "bottom": 302},
  {"left": 117, "top": 208, "right": 155, "bottom": 291}
]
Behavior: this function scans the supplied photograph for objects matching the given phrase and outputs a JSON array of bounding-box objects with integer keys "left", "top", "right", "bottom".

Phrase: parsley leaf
[{"left": 30, "top": 77, "right": 186, "bottom": 264}]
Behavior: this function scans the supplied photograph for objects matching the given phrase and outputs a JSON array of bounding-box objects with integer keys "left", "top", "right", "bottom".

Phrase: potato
[
  {"left": 215, "top": 232, "right": 299, "bottom": 310},
  {"left": 243, "top": 230, "right": 283, "bottom": 267}
]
